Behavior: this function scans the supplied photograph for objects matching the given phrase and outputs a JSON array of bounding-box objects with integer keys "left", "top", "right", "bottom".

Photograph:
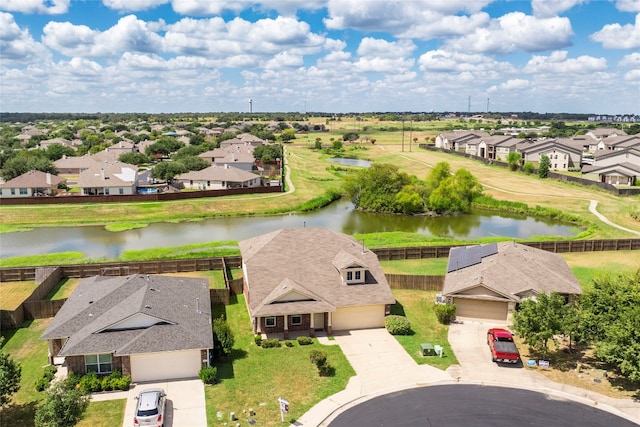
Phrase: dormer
[{"left": 332, "top": 250, "right": 369, "bottom": 285}]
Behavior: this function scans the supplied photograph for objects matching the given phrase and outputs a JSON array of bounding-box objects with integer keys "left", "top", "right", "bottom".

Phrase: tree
[
  {"left": 579, "top": 272, "right": 640, "bottom": 382},
  {"left": 45, "top": 143, "right": 76, "bottom": 161},
  {"left": 395, "top": 187, "right": 424, "bottom": 214},
  {"left": 1, "top": 151, "right": 57, "bottom": 180},
  {"left": 150, "top": 161, "right": 185, "bottom": 182},
  {"left": 538, "top": 154, "right": 551, "bottom": 178},
  {"left": 342, "top": 163, "right": 411, "bottom": 213},
  {"left": 0, "top": 337, "right": 21, "bottom": 408},
  {"left": 507, "top": 152, "right": 521, "bottom": 171},
  {"left": 512, "top": 292, "right": 568, "bottom": 358},
  {"left": 279, "top": 128, "right": 296, "bottom": 142},
  {"left": 425, "top": 162, "right": 451, "bottom": 193},
  {"left": 451, "top": 168, "right": 483, "bottom": 209},
  {"left": 253, "top": 144, "right": 283, "bottom": 164},
  {"left": 212, "top": 315, "right": 235, "bottom": 358},
  {"left": 34, "top": 379, "right": 90, "bottom": 427},
  {"left": 118, "top": 152, "right": 150, "bottom": 165}
]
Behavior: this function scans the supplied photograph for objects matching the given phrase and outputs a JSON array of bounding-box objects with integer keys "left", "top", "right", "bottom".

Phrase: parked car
[
  {"left": 134, "top": 388, "right": 166, "bottom": 427},
  {"left": 487, "top": 328, "right": 520, "bottom": 364}
]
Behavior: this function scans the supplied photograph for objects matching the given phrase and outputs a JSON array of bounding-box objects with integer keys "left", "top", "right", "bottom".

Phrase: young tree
[
  {"left": 452, "top": 168, "right": 483, "bottom": 209},
  {"left": 212, "top": 315, "right": 235, "bottom": 358},
  {"left": 342, "top": 163, "right": 411, "bottom": 213},
  {"left": 425, "top": 162, "right": 451, "bottom": 193},
  {"left": 538, "top": 154, "right": 551, "bottom": 178},
  {"left": 279, "top": 128, "right": 296, "bottom": 142},
  {"left": 507, "top": 152, "right": 521, "bottom": 171},
  {"left": 34, "top": 379, "right": 90, "bottom": 427},
  {"left": 395, "top": 187, "right": 424, "bottom": 214},
  {"left": 0, "top": 337, "right": 21, "bottom": 408},
  {"left": 512, "top": 292, "right": 568, "bottom": 358}
]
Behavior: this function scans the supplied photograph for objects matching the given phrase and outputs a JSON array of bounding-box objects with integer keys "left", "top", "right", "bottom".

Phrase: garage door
[
  {"left": 454, "top": 298, "right": 508, "bottom": 322},
  {"left": 130, "top": 350, "right": 202, "bottom": 383},
  {"left": 332, "top": 305, "right": 385, "bottom": 331}
]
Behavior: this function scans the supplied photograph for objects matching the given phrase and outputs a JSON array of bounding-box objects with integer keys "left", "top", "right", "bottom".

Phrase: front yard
[{"left": 206, "top": 295, "right": 355, "bottom": 426}]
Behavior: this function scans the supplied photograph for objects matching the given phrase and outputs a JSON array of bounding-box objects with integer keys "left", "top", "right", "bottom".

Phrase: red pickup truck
[{"left": 487, "top": 328, "right": 520, "bottom": 364}]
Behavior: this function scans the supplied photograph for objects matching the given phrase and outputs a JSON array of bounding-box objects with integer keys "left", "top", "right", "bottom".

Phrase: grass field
[
  {"left": 206, "top": 295, "right": 355, "bottom": 426},
  {"left": 46, "top": 277, "right": 81, "bottom": 300},
  {"left": 76, "top": 399, "right": 126, "bottom": 427},
  {"left": 0, "top": 281, "right": 39, "bottom": 310}
]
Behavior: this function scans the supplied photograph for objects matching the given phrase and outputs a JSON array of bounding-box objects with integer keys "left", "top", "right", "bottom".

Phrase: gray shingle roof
[
  {"left": 0, "top": 170, "right": 64, "bottom": 189},
  {"left": 239, "top": 228, "right": 395, "bottom": 317},
  {"left": 443, "top": 242, "right": 582, "bottom": 302},
  {"left": 41, "top": 275, "right": 213, "bottom": 356}
]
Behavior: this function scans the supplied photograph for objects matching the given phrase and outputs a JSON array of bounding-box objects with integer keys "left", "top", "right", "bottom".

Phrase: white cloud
[
  {"left": 263, "top": 51, "right": 303, "bottom": 70},
  {"left": 523, "top": 51, "right": 607, "bottom": 73},
  {"left": 0, "top": 12, "right": 50, "bottom": 63},
  {"left": 624, "top": 68, "right": 640, "bottom": 80},
  {"left": 487, "top": 79, "right": 529, "bottom": 93},
  {"left": 531, "top": 0, "right": 586, "bottom": 18},
  {"left": 170, "top": 0, "right": 327, "bottom": 16},
  {"left": 445, "top": 12, "right": 573, "bottom": 54},
  {"left": 324, "top": 0, "right": 491, "bottom": 40},
  {"left": 618, "top": 52, "right": 640, "bottom": 67},
  {"left": 590, "top": 13, "right": 640, "bottom": 49},
  {"left": 615, "top": 0, "right": 640, "bottom": 13},
  {"left": 418, "top": 49, "right": 516, "bottom": 75},
  {"left": 0, "top": 0, "right": 69, "bottom": 14},
  {"left": 43, "top": 15, "right": 164, "bottom": 58},
  {"left": 356, "top": 38, "right": 415, "bottom": 59},
  {"left": 103, "top": 0, "right": 169, "bottom": 12}
]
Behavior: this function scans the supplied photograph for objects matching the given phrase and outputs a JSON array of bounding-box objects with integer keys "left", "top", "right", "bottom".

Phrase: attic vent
[
  {"left": 149, "top": 287, "right": 156, "bottom": 291},
  {"left": 88, "top": 300, "right": 94, "bottom": 304}
]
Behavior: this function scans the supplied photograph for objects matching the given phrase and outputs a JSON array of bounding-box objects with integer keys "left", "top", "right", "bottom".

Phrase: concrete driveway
[
  {"left": 121, "top": 378, "right": 206, "bottom": 427},
  {"left": 330, "top": 328, "right": 451, "bottom": 395}
]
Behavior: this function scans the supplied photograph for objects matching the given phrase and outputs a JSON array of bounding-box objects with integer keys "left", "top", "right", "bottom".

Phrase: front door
[{"left": 314, "top": 313, "right": 325, "bottom": 330}]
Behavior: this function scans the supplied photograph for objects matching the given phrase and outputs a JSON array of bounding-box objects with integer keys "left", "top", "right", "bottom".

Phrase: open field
[{"left": 0, "top": 281, "right": 38, "bottom": 310}]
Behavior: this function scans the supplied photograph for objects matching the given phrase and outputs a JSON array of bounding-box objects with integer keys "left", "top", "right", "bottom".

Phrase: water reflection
[{"left": 0, "top": 200, "right": 576, "bottom": 259}]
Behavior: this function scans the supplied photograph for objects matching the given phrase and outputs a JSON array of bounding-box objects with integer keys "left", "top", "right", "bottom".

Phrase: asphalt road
[{"left": 328, "top": 385, "right": 639, "bottom": 427}]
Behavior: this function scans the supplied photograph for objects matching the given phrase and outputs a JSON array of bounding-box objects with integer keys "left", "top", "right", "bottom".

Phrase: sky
[{"left": 0, "top": 0, "right": 639, "bottom": 114}]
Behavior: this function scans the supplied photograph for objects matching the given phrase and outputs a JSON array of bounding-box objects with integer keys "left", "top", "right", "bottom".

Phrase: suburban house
[
  {"left": 175, "top": 164, "right": 262, "bottom": 190},
  {"left": 582, "top": 148, "right": 640, "bottom": 186},
  {"left": 519, "top": 139, "right": 583, "bottom": 171},
  {"left": 238, "top": 228, "right": 395, "bottom": 338},
  {"left": 54, "top": 155, "right": 100, "bottom": 175},
  {"left": 77, "top": 161, "right": 138, "bottom": 195},
  {"left": 0, "top": 170, "right": 65, "bottom": 198},
  {"left": 435, "top": 130, "right": 489, "bottom": 151},
  {"left": 442, "top": 242, "right": 582, "bottom": 323},
  {"left": 41, "top": 275, "right": 213, "bottom": 383}
]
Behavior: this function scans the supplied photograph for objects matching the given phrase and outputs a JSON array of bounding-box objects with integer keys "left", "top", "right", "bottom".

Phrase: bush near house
[
  {"left": 199, "top": 366, "right": 218, "bottom": 384},
  {"left": 434, "top": 304, "right": 456, "bottom": 324},
  {"left": 35, "top": 365, "right": 57, "bottom": 392},
  {"left": 296, "top": 336, "right": 314, "bottom": 346},
  {"left": 384, "top": 315, "right": 412, "bottom": 335},
  {"left": 260, "top": 338, "right": 281, "bottom": 348}
]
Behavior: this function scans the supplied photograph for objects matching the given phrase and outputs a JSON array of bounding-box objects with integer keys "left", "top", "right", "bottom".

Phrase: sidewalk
[{"left": 291, "top": 327, "right": 640, "bottom": 427}]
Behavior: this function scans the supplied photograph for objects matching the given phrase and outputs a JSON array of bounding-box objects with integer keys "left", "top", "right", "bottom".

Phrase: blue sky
[{"left": 1, "top": 0, "right": 639, "bottom": 114}]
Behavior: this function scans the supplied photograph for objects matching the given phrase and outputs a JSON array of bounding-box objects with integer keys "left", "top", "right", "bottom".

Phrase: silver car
[{"left": 133, "top": 388, "right": 166, "bottom": 427}]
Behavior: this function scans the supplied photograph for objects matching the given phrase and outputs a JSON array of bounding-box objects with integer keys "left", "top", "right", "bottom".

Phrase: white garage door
[
  {"left": 454, "top": 298, "right": 508, "bottom": 322},
  {"left": 332, "top": 305, "right": 385, "bottom": 331},
  {"left": 130, "top": 350, "right": 202, "bottom": 383}
]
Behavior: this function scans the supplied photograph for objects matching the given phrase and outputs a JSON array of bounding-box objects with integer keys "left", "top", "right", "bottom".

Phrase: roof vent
[
  {"left": 144, "top": 304, "right": 151, "bottom": 309},
  {"left": 88, "top": 300, "right": 94, "bottom": 304}
]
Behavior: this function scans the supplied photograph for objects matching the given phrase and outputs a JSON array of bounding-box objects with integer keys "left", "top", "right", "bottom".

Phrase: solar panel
[{"left": 447, "top": 243, "right": 498, "bottom": 273}]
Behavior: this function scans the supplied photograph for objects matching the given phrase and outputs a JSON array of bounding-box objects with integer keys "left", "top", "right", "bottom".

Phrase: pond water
[
  {"left": 328, "top": 158, "right": 372, "bottom": 167},
  {"left": 0, "top": 200, "right": 576, "bottom": 259}
]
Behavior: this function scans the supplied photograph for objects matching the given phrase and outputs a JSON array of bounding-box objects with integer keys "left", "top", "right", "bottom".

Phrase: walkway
[{"left": 589, "top": 200, "right": 640, "bottom": 236}]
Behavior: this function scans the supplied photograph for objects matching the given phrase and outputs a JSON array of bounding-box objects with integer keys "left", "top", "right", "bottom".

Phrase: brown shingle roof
[
  {"left": 239, "top": 228, "right": 395, "bottom": 317},
  {"left": 0, "top": 170, "right": 64, "bottom": 189},
  {"left": 443, "top": 242, "right": 582, "bottom": 302}
]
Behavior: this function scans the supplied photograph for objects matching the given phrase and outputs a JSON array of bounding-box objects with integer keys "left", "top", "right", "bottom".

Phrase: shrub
[
  {"left": 64, "top": 373, "right": 81, "bottom": 390},
  {"left": 309, "top": 350, "right": 327, "bottom": 365},
  {"left": 284, "top": 341, "right": 294, "bottom": 347},
  {"left": 434, "top": 304, "right": 456, "bottom": 324},
  {"left": 296, "top": 336, "right": 314, "bottom": 346},
  {"left": 100, "top": 371, "right": 129, "bottom": 391},
  {"left": 78, "top": 372, "right": 101, "bottom": 393},
  {"left": 199, "top": 366, "right": 218, "bottom": 385},
  {"left": 35, "top": 365, "right": 57, "bottom": 392},
  {"left": 309, "top": 350, "right": 333, "bottom": 376},
  {"left": 254, "top": 335, "right": 263, "bottom": 347},
  {"left": 115, "top": 376, "right": 131, "bottom": 391},
  {"left": 261, "top": 338, "right": 281, "bottom": 348},
  {"left": 523, "top": 162, "right": 535, "bottom": 174},
  {"left": 34, "top": 380, "right": 90, "bottom": 427},
  {"left": 213, "top": 315, "right": 235, "bottom": 358},
  {"left": 384, "top": 315, "right": 412, "bottom": 335}
]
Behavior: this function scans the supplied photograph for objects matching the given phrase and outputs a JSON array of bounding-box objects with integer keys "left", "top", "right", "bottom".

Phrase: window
[
  {"left": 85, "top": 354, "right": 112, "bottom": 374},
  {"left": 104, "top": 188, "right": 110, "bottom": 195},
  {"left": 119, "top": 188, "right": 124, "bottom": 195},
  {"left": 19, "top": 188, "right": 28, "bottom": 195},
  {"left": 355, "top": 271, "right": 361, "bottom": 280},
  {"left": 10, "top": 189, "right": 15, "bottom": 195},
  {"left": 346, "top": 271, "right": 353, "bottom": 281},
  {"left": 291, "top": 315, "right": 302, "bottom": 325},
  {"left": 265, "top": 316, "right": 276, "bottom": 327}
]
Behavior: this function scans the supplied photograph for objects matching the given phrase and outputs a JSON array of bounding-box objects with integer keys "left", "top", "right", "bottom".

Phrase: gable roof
[
  {"left": 78, "top": 161, "right": 138, "bottom": 188},
  {"left": 239, "top": 228, "right": 394, "bottom": 317},
  {"left": 443, "top": 242, "right": 581, "bottom": 302},
  {"left": 41, "top": 275, "right": 213, "bottom": 356},
  {"left": 0, "top": 170, "right": 64, "bottom": 189},
  {"left": 176, "top": 164, "right": 259, "bottom": 183}
]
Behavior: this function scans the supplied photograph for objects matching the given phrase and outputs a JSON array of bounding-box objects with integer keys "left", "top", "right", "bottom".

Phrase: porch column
[
  {"left": 283, "top": 314, "right": 289, "bottom": 340},
  {"left": 327, "top": 312, "right": 332, "bottom": 335},
  {"left": 254, "top": 317, "right": 261, "bottom": 334},
  {"left": 309, "top": 313, "right": 315, "bottom": 338}
]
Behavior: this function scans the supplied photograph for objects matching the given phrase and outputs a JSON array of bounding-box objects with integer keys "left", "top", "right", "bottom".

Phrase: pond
[
  {"left": 0, "top": 200, "right": 577, "bottom": 259},
  {"left": 328, "top": 158, "right": 372, "bottom": 167}
]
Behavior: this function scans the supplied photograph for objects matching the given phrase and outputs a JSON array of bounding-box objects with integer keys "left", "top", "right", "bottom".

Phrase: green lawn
[
  {"left": 380, "top": 258, "right": 447, "bottom": 275},
  {"left": 0, "top": 281, "right": 39, "bottom": 310},
  {"left": 77, "top": 399, "right": 126, "bottom": 427},
  {"left": 206, "top": 295, "right": 355, "bottom": 426},
  {"left": 46, "top": 277, "right": 81, "bottom": 300},
  {"left": 390, "top": 290, "right": 458, "bottom": 369},
  {"left": 0, "top": 319, "right": 51, "bottom": 427}
]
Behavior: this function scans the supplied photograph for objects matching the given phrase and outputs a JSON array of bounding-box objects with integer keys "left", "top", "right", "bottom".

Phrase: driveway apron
[{"left": 122, "top": 378, "right": 206, "bottom": 427}]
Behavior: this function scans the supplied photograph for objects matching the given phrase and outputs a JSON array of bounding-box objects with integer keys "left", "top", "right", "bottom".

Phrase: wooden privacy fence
[{"left": 386, "top": 274, "right": 444, "bottom": 291}]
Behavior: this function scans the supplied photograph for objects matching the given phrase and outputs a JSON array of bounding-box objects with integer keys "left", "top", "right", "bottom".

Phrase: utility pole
[
  {"left": 401, "top": 115, "right": 405, "bottom": 152},
  {"left": 409, "top": 118, "right": 413, "bottom": 152},
  {"left": 249, "top": 99, "right": 253, "bottom": 113},
  {"left": 487, "top": 97, "right": 490, "bottom": 113}
]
